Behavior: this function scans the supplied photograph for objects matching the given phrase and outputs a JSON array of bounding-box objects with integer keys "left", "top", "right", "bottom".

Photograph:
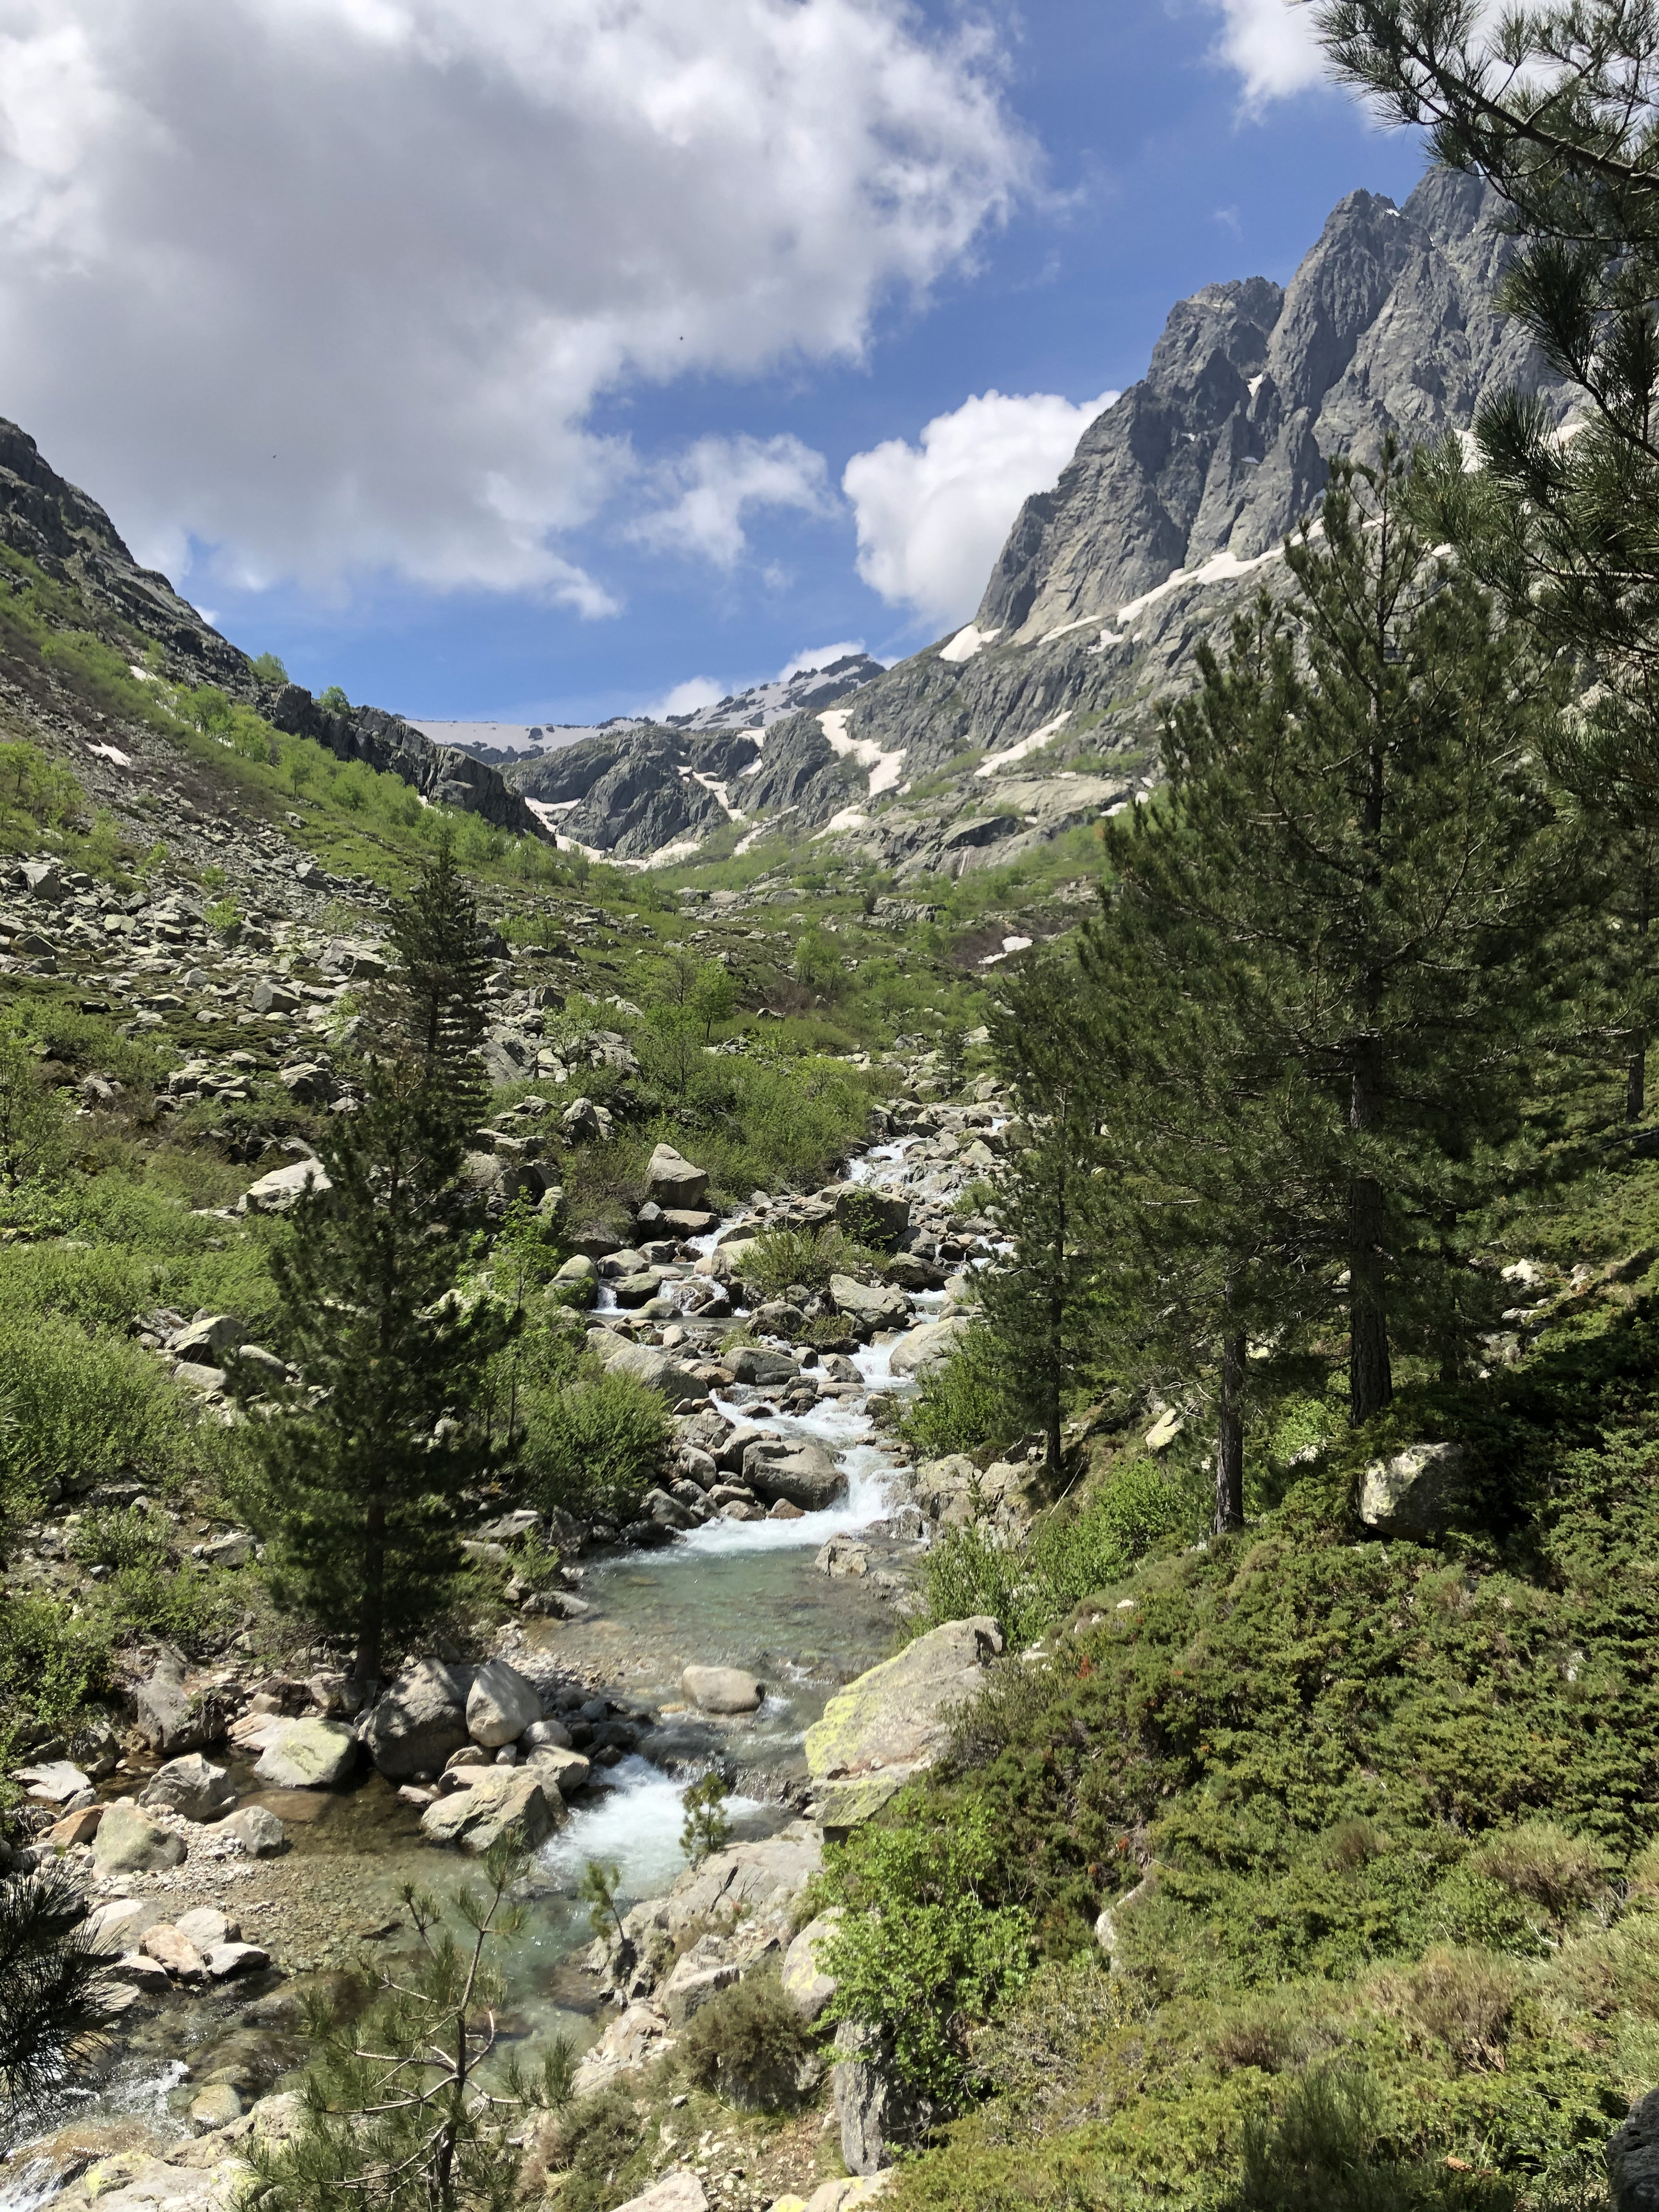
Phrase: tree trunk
[
  {"left": 1216, "top": 1329, "right": 1245, "bottom": 1535},
  {"left": 354, "top": 1494, "right": 387, "bottom": 1692},
  {"left": 1631, "top": 893, "right": 1651, "bottom": 1122},
  {"left": 1348, "top": 1167, "right": 1392, "bottom": 1424}
]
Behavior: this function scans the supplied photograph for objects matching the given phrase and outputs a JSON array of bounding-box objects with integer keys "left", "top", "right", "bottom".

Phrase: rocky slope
[
  {"left": 0, "top": 418, "right": 542, "bottom": 841},
  {"left": 514, "top": 168, "right": 1574, "bottom": 874}
]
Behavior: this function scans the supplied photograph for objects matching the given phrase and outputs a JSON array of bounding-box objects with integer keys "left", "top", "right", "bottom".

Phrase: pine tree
[
  {"left": 1102, "top": 447, "right": 1576, "bottom": 1427},
  {"left": 982, "top": 949, "right": 1112, "bottom": 1479},
  {"left": 241, "top": 1840, "right": 573, "bottom": 2212},
  {"left": 236, "top": 855, "right": 513, "bottom": 1689},
  {"left": 0, "top": 1866, "right": 114, "bottom": 2125}
]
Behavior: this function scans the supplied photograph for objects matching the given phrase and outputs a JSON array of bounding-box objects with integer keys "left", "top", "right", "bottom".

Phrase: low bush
[
  {"left": 0, "top": 1312, "right": 199, "bottom": 1513},
  {"left": 739, "top": 1222, "right": 861, "bottom": 1302},
  {"left": 897, "top": 1326, "right": 1019, "bottom": 1462},
  {"left": 0, "top": 1593, "right": 113, "bottom": 1738},
  {"left": 1232, "top": 2067, "right": 1511, "bottom": 2212},
  {"left": 677, "top": 1973, "right": 816, "bottom": 2108},
  {"left": 520, "top": 1362, "right": 670, "bottom": 1522},
  {"left": 1470, "top": 1821, "right": 1610, "bottom": 1923},
  {"left": 67, "top": 1503, "right": 169, "bottom": 1572}
]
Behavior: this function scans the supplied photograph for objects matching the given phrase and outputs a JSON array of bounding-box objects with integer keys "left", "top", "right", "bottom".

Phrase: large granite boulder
[
  {"left": 681, "top": 1665, "right": 764, "bottom": 1715},
  {"left": 239, "top": 1158, "right": 332, "bottom": 1215},
  {"left": 889, "top": 1317, "right": 971, "bottom": 1378},
  {"left": 133, "top": 1647, "right": 212, "bottom": 1755},
  {"left": 805, "top": 1617, "right": 1002, "bottom": 1789},
  {"left": 139, "top": 1754, "right": 237, "bottom": 1823},
  {"left": 743, "top": 1437, "right": 842, "bottom": 1511},
  {"left": 646, "top": 1144, "right": 709, "bottom": 1208},
  {"left": 1611, "top": 2086, "right": 1659, "bottom": 2212},
  {"left": 253, "top": 1718, "right": 358, "bottom": 1790},
  {"left": 828, "top": 1275, "right": 909, "bottom": 1335},
  {"left": 593, "top": 1335, "right": 701, "bottom": 1403},
  {"left": 361, "top": 1658, "right": 470, "bottom": 1779},
  {"left": 419, "top": 1767, "right": 560, "bottom": 1853},
  {"left": 466, "top": 1660, "right": 541, "bottom": 1747},
  {"left": 93, "top": 1801, "right": 187, "bottom": 1875},
  {"left": 1359, "top": 1442, "right": 1469, "bottom": 1538}
]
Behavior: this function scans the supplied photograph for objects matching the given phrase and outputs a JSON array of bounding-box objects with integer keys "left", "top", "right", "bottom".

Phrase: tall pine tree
[
  {"left": 1102, "top": 447, "right": 1575, "bottom": 1425},
  {"left": 236, "top": 853, "right": 512, "bottom": 1688}
]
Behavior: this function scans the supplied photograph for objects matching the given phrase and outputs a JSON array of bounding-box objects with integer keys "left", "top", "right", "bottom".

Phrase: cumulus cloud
[
  {"left": 778, "top": 640, "right": 870, "bottom": 678},
  {"left": 629, "top": 435, "right": 834, "bottom": 567},
  {"left": 842, "top": 386, "right": 1115, "bottom": 632},
  {"left": 645, "top": 676, "right": 727, "bottom": 719},
  {"left": 0, "top": 0, "right": 1030, "bottom": 606},
  {"left": 1206, "top": 0, "right": 1329, "bottom": 108}
]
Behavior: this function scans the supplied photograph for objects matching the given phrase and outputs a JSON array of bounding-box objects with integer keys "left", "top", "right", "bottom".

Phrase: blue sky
[{"left": 0, "top": 0, "right": 1427, "bottom": 726}]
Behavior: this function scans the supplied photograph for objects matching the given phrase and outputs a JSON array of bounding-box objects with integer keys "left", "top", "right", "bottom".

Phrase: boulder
[
  {"left": 805, "top": 1617, "right": 1003, "bottom": 1784},
  {"left": 12, "top": 1759, "right": 93, "bottom": 1808},
  {"left": 525, "top": 1745, "right": 592, "bottom": 1794},
  {"left": 681, "top": 1665, "right": 764, "bottom": 1715},
  {"left": 46, "top": 1804, "right": 104, "bottom": 1847},
  {"left": 224, "top": 1804, "right": 288, "bottom": 1857},
  {"left": 1359, "top": 1442, "right": 1469, "bottom": 1538},
  {"left": 251, "top": 978, "right": 300, "bottom": 1015},
  {"left": 1610, "top": 2085, "right": 1659, "bottom": 2212},
  {"left": 815, "top": 1536, "right": 869, "bottom": 1577},
  {"left": 660, "top": 1954, "right": 739, "bottom": 2027},
  {"left": 174, "top": 1907, "right": 237, "bottom": 1950},
  {"left": 419, "top": 1767, "right": 559, "bottom": 1853},
  {"left": 361, "top": 1658, "right": 470, "bottom": 1779},
  {"left": 206, "top": 1941, "right": 270, "bottom": 1979},
  {"left": 743, "top": 1437, "right": 842, "bottom": 1511},
  {"left": 831, "top": 1185, "right": 911, "bottom": 1247},
  {"left": 593, "top": 1335, "right": 701, "bottom": 1402},
  {"left": 171, "top": 1313, "right": 245, "bottom": 1361},
  {"left": 142, "top": 1923, "right": 208, "bottom": 1980},
  {"left": 134, "top": 1647, "right": 210, "bottom": 1755},
  {"left": 240, "top": 1158, "right": 331, "bottom": 1215},
  {"left": 138, "top": 1754, "right": 237, "bottom": 1824},
  {"left": 782, "top": 1911, "right": 841, "bottom": 2022},
  {"left": 832, "top": 2023, "right": 932, "bottom": 2176},
  {"left": 253, "top": 1718, "right": 358, "bottom": 1790},
  {"left": 646, "top": 1144, "right": 710, "bottom": 1209},
  {"left": 189, "top": 2083, "right": 244, "bottom": 2133},
  {"left": 888, "top": 1317, "right": 971, "bottom": 1378},
  {"left": 465, "top": 1660, "right": 542, "bottom": 1748},
  {"left": 92, "top": 1802, "right": 187, "bottom": 1875},
  {"left": 610, "top": 2168, "right": 707, "bottom": 2211},
  {"left": 828, "top": 1275, "right": 909, "bottom": 1334},
  {"left": 521, "top": 1717, "right": 573, "bottom": 1750},
  {"left": 727, "top": 1344, "right": 799, "bottom": 1388}
]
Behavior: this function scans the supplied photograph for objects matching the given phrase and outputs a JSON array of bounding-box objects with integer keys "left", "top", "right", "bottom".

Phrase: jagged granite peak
[
  {"left": 0, "top": 413, "right": 545, "bottom": 841},
  {"left": 976, "top": 171, "right": 1572, "bottom": 648},
  {"left": 508, "top": 722, "right": 763, "bottom": 860}
]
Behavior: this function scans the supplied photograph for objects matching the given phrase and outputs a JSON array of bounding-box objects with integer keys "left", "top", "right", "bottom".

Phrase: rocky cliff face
[
  {"left": 526, "top": 168, "right": 1575, "bottom": 875},
  {"left": 0, "top": 416, "right": 544, "bottom": 841}
]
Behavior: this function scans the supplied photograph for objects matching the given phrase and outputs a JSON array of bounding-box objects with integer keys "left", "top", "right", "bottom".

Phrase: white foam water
[{"left": 537, "top": 1754, "right": 762, "bottom": 1902}]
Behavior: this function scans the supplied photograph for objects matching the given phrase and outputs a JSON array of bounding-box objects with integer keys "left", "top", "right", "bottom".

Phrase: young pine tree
[
  {"left": 237, "top": 855, "right": 513, "bottom": 1689},
  {"left": 1105, "top": 447, "right": 1577, "bottom": 1426},
  {"left": 982, "top": 948, "right": 1113, "bottom": 1479}
]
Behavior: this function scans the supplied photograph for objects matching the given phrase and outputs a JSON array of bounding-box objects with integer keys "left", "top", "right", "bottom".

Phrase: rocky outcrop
[
  {"left": 262, "top": 685, "right": 547, "bottom": 840},
  {"left": 804, "top": 1616, "right": 1003, "bottom": 1792}
]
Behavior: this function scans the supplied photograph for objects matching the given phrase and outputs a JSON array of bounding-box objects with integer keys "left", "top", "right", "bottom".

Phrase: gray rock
[
  {"left": 171, "top": 1313, "right": 244, "bottom": 1360},
  {"left": 727, "top": 1344, "right": 799, "bottom": 1387},
  {"left": 782, "top": 1911, "right": 841, "bottom": 2022},
  {"left": 828, "top": 1275, "right": 909, "bottom": 1333},
  {"left": 253, "top": 1717, "right": 358, "bottom": 1789},
  {"left": 1611, "top": 2086, "right": 1659, "bottom": 2212},
  {"left": 608, "top": 2174, "right": 709, "bottom": 2212},
  {"left": 593, "top": 1334, "right": 700, "bottom": 1402},
  {"left": 189, "top": 2082, "right": 244, "bottom": 2132},
  {"left": 646, "top": 1144, "right": 710, "bottom": 1208},
  {"left": 93, "top": 1802, "right": 187, "bottom": 1875},
  {"left": 681, "top": 1665, "right": 764, "bottom": 1715},
  {"left": 804, "top": 1616, "right": 1002, "bottom": 1783},
  {"left": 11, "top": 1759, "right": 93, "bottom": 1807},
  {"left": 832, "top": 2023, "right": 932, "bottom": 2176},
  {"left": 138, "top": 1754, "right": 236, "bottom": 1823},
  {"left": 888, "top": 1316, "right": 971, "bottom": 1378},
  {"left": 465, "top": 1660, "right": 541, "bottom": 1748},
  {"left": 743, "top": 1437, "right": 843, "bottom": 1512},
  {"left": 133, "top": 1648, "right": 211, "bottom": 1755},
  {"left": 251, "top": 978, "right": 300, "bottom": 1015},
  {"left": 1359, "top": 1442, "right": 1469, "bottom": 1538},
  {"left": 525, "top": 1744, "right": 592, "bottom": 1794},
  {"left": 419, "top": 1766, "right": 560, "bottom": 1853},
  {"left": 361, "top": 1658, "right": 470, "bottom": 1779},
  {"left": 830, "top": 1185, "right": 910, "bottom": 1246},
  {"left": 240, "top": 1158, "right": 331, "bottom": 1215},
  {"left": 225, "top": 1803, "right": 288, "bottom": 1856}
]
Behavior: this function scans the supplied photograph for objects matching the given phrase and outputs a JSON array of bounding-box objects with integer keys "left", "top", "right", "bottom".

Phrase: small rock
[
  {"left": 189, "top": 2082, "right": 244, "bottom": 2132},
  {"left": 45, "top": 1803, "right": 103, "bottom": 1847},
  {"left": 240, "top": 1158, "right": 332, "bottom": 1215},
  {"left": 205, "top": 1942, "right": 271, "bottom": 1980},
  {"left": 223, "top": 1804, "right": 288, "bottom": 1857},
  {"left": 143, "top": 1923, "right": 208, "bottom": 1980},
  {"left": 174, "top": 1907, "right": 237, "bottom": 1950},
  {"left": 680, "top": 1665, "right": 764, "bottom": 1715}
]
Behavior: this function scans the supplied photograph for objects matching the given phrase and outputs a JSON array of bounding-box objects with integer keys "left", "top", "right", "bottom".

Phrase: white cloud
[
  {"left": 778, "top": 641, "right": 869, "bottom": 679},
  {"left": 1206, "top": 0, "right": 1328, "bottom": 108},
  {"left": 629, "top": 435, "right": 833, "bottom": 567},
  {"left": 0, "top": 0, "right": 1030, "bottom": 606},
  {"left": 843, "top": 386, "right": 1115, "bottom": 631},
  {"left": 646, "top": 676, "right": 726, "bottom": 718}
]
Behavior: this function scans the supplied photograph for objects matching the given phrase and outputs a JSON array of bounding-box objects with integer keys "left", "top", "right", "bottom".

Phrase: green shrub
[
  {"left": 0, "top": 1593, "right": 112, "bottom": 1735},
  {"left": 68, "top": 1503, "right": 169, "bottom": 1572},
  {"left": 676, "top": 1973, "right": 816, "bottom": 2109},
  {"left": 820, "top": 1806, "right": 1033, "bottom": 2104},
  {"left": 1470, "top": 1822, "right": 1610, "bottom": 1922},
  {"left": 0, "top": 1312, "right": 198, "bottom": 1508},
  {"left": 520, "top": 1363, "right": 670, "bottom": 1522},
  {"left": 740, "top": 1222, "right": 860, "bottom": 1302},
  {"left": 898, "top": 1326, "right": 1019, "bottom": 1462},
  {"left": 1232, "top": 2066, "right": 1512, "bottom": 2212}
]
